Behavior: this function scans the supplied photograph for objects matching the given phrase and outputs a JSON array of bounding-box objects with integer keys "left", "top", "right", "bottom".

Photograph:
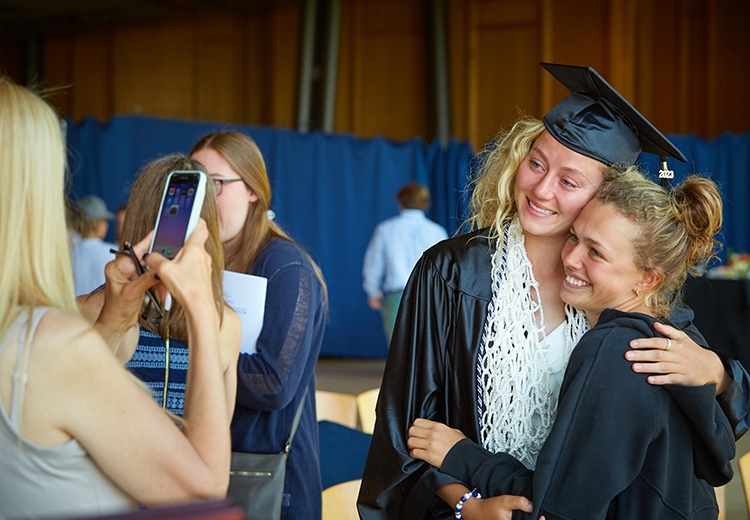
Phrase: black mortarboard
[{"left": 541, "top": 62, "right": 687, "bottom": 167}]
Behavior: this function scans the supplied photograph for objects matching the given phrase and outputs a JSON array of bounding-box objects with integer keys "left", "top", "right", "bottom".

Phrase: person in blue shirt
[
  {"left": 191, "top": 131, "right": 328, "bottom": 520},
  {"left": 362, "top": 183, "right": 448, "bottom": 342},
  {"left": 70, "top": 195, "right": 117, "bottom": 296}
]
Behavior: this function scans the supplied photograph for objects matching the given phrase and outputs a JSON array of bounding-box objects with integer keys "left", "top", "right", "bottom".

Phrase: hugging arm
[
  {"left": 408, "top": 419, "right": 534, "bottom": 519},
  {"left": 437, "top": 326, "right": 734, "bottom": 519},
  {"left": 628, "top": 312, "right": 750, "bottom": 439},
  {"left": 627, "top": 321, "right": 730, "bottom": 391},
  {"left": 715, "top": 355, "right": 750, "bottom": 439}
]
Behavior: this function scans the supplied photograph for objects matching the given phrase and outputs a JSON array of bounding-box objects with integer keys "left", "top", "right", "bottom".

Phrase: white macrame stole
[{"left": 478, "top": 218, "right": 588, "bottom": 469}]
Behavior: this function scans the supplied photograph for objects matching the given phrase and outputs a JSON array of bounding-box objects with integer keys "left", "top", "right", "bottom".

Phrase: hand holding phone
[
  {"left": 149, "top": 170, "right": 207, "bottom": 311},
  {"left": 149, "top": 170, "right": 207, "bottom": 260},
  {"left": 142, "top": 219, "right": 216, "bottom": 316}
]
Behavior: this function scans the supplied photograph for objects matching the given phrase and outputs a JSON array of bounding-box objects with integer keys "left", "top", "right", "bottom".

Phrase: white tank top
[
  {"left": 0, "top": 308, "right": 136, "bottom": 519},
  {"left": 526, "top": 320, "right": 568, "bottom": 467}
]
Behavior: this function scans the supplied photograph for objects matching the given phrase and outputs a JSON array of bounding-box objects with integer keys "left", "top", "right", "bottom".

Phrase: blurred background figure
[
  {"left": 362, "top": 183, "right": 448, "bottom": 343},
  {"left": 70, "top": 195, "right": 116, "bottom": 296}
]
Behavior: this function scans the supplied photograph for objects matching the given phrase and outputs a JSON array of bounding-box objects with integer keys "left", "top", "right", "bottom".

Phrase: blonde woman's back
[
  {"left": 0, "top": 76, "right": 235, "bottom": 515},
  {"left": 0, "top": 307, "right": 136, "bottom": 518}
]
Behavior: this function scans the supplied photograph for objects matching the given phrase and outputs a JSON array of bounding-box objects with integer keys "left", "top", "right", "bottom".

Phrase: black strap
[{"left": 283, "top": 387, "right": 308, "bottom": 452}]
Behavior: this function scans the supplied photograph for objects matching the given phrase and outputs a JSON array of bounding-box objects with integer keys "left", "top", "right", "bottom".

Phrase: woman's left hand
[
  {"left": 626, "top": 322, "right": 731, "bottom": 394},
  {"left": 142, "top": 219, "right": 213, "bottom": 314},
  {"left": 407, "top": 418, "right": 466, "bottom": 469}
]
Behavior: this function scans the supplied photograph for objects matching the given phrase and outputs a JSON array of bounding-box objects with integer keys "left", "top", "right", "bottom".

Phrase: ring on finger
[{"left": 665, "top": 338, "right": 671, "bottom": 351}]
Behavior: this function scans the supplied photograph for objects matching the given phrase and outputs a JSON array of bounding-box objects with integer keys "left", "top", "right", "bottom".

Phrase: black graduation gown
[
  {"left": 357, "top": 228, "right": 749, "bottom": 520},
  {"left": 439, "top": 309, "right": 735, "bottom": 520},
  {"left": 358, "top": 229, "right": 493, "bottom": 520}
]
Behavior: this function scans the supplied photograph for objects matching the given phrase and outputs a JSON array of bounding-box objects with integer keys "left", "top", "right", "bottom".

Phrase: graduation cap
[{"left": 541, "top": 62, "right": 686, "bottom": 172}]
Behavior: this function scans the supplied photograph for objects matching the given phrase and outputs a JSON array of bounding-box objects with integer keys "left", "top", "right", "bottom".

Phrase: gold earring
[{"left": 633, "top": 289, "right": 640, "bottom": 297}]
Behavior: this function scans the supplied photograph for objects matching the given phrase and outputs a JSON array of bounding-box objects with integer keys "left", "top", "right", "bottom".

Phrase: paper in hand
[{"left": 222, "top": 270, "right": 267, "bottom": 355}]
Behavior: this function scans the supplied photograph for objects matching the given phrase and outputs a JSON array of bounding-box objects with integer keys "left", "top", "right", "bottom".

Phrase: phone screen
[{"left": 151, "top": 175, "right": 201, "bottom": 259}]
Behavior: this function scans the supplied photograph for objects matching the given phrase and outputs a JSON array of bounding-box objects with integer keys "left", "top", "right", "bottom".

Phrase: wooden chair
[
  {"left": 356, "top": 387, "right": 379, "bottom": 434},
  {"left": 714, "top": 485, "right": 725, "bottom": 520},
  {"left": 739, "top": 450, "right": 750, "bottom": 518},
  {"left": 322, "top": 479, "right": 362, "bottom": 520},
  {"left": 316, "top": 390, "right": 359, "bottom": 429}
]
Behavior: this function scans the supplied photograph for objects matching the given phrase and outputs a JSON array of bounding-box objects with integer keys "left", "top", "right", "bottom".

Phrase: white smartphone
[{"left": 149, "top": 170, "right": 207, "bottom": 259}]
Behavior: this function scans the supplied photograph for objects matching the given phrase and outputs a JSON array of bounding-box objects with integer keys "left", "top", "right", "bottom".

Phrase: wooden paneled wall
[
  {"left": 41, "top": 5, "right": 300, "bottom": 128},
  {"left": 2, "top": 0, "right": 748, "bottom": 148}
]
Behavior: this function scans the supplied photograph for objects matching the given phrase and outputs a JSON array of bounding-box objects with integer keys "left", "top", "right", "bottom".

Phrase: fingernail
[
  {"left": 625, "top": 352, "right": 634, "bottom": 360},
  {"left": 630, "top": 340, "right": 639, "bottom": 347},
  {"left": 633, "top": 364, "right": 642, "bottom": 371}
]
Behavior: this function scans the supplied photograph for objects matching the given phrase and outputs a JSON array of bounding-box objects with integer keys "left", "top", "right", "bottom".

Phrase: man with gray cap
[{"left": 70, "top": 195, "right": 116, "bottom": 296}]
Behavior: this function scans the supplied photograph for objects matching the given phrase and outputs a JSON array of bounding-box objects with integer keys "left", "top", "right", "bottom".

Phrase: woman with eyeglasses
[{"left": 191, "top": 131, "right": 328, "bottom": 520}]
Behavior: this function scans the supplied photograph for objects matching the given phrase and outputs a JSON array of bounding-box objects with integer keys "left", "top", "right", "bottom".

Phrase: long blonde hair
[
  {"left": 190, "top": 131, "right": 328, "bottom": 305},
  {"left": 0, "top": 76, "right": 79, "bottom": 342}
]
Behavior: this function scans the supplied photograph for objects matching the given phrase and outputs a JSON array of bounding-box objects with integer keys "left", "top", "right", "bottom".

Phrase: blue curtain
[
  {"left": 65, "top": 115, "right": 749, "bottom": 357},
  {"left": 65, "top": 116, "right": 472, "bottom": 358}
]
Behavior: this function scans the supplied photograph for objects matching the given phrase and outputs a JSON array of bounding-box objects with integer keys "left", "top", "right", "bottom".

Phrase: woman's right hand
[{"left": 408, "top": 418, "right": 467, "bottom": 468}]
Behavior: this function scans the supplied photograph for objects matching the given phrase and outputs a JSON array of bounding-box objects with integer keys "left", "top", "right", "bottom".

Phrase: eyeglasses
[{"left": 212, "top": 178, "right": 244, "bottom": 195}]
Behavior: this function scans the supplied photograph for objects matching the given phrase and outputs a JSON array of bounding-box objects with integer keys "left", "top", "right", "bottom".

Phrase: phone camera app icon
[
  {"left": 188, "top": 188, "right": 195, "bottom": 196},
  {"left": 169, "top": 205, "right": 179, "bottom": 217}
]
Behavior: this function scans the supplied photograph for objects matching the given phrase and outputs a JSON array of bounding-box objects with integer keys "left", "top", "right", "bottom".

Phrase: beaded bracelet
[{"left": 454, "top": 488, "right": 481, "bottom": 519}]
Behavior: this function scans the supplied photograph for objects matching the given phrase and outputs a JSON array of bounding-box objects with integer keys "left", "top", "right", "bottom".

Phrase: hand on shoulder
[{"left": 626, "top": 322, "right": 730, "bottom": 393}]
